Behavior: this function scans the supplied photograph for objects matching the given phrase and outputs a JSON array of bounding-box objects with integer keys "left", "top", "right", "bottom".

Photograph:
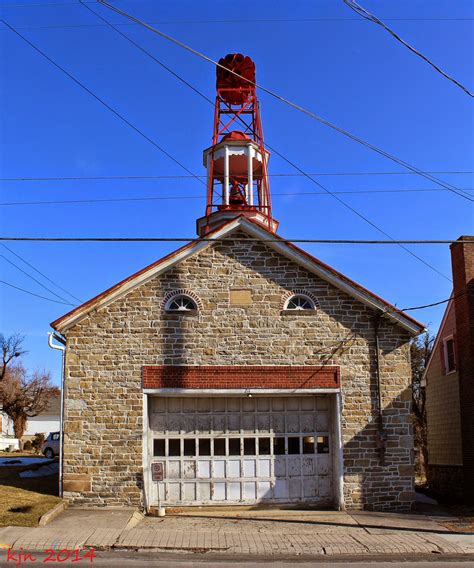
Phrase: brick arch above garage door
[{"left": 142, "top": 366, "right": 340, "bottom": 390}]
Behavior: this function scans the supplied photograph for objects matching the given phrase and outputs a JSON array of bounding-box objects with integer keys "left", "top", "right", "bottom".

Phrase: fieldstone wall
[{"left": 61, "top": 232, "right": 414, "bottom": 510}]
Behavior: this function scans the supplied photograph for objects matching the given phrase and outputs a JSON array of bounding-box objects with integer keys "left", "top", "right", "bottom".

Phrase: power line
[
  {"left": 79, "top": 0, "right": 214, "bottom": 106},
  {"left": 265, "top": 142, "right": 454, "bottom": 281},
  {"left": 0, "top": 17, "right": 205, "bottom": 188},
  {"left": 98, "top": 0, "right": 474, "bottom": 203},
  {"left": 0, "top": 242, "right": 83, "bottom": 303},
  {"left": 0, "top": 279, "right": 76, "bottom": 305},
  {"left": 0, "top": 253, "right": 75, "bottom": 304},
  {"left": 0, "top": 2, "right": 472, "bottom": 20},
  {"left": 401, "top": 290, "right": 468, "bottom": 312},
  {"left": 1, "top": 11, "right": 456, "bottom": 282},
  {"left": 82, "top": 2, "right": 453, "bottom": 283},
  {"left": 343, "top": 0, "right": 474, "bottom": 98},
  {"left": 0, "top": 237, "right": 472, "bottom": 244},
  {"left": 2, "top": 187, "right": 474, "bottom": 207},
  {"left": 1, "top": 171, "right": 473, "bottom": 181}
]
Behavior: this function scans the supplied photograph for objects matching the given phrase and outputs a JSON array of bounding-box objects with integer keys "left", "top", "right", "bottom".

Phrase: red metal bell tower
[{"left": 196, "top": 53, "right": 279, "bottom": 236}]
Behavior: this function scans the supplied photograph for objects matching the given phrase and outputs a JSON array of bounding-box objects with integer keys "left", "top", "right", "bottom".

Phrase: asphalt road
[{"left": 1, "top": 550, "right": 473, "bottom": 567}]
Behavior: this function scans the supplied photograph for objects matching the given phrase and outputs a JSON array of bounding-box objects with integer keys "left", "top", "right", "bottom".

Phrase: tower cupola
[{"left": 196, "top": 54, "right": 279, "bottom": 236}]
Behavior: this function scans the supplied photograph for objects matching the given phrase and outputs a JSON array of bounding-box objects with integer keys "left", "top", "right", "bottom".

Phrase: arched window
[
  {"left": 165, "top": 295, "right": 197, "bottom": 312},
  {"left": 282, "top": 290, "right": 319, "bottom": 311},
  {"left": 163, "top": 289, "right": 202, "bottom": 313}
]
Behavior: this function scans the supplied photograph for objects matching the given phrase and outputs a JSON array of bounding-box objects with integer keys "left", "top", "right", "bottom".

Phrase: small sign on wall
[{"left": 152, "top": 462, "right": 164, "bottom": 482}]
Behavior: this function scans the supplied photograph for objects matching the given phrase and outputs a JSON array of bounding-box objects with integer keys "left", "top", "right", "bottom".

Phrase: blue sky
[{"left": 1, "top": 0, "right": 473, "bottom": 385}]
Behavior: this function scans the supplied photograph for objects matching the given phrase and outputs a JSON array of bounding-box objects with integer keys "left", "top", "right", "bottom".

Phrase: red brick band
[{"left": 143, "top": 365, "right": 340, "bottom": 390}]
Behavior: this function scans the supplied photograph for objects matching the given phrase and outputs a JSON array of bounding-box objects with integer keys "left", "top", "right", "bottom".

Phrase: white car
[{"left": 42, "top": 432, "right": 60, "bottom": 459}]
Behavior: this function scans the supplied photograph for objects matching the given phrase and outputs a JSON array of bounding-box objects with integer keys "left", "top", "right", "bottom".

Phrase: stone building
[
  {"left": 50, "top": 54, "right": 424, "bottom": 511},
  {"left": 424, "top": 236, "right": 474, "bottom": 501}
]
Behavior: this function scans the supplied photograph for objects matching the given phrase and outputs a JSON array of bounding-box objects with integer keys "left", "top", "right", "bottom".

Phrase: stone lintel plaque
[{"left": 229, "top": 289, "right": 252, "bottom": 305}]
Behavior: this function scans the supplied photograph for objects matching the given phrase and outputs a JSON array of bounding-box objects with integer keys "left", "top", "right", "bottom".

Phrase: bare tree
[
  {"left": 1, "top": 333, "right": 26, "bottom": 381},
  {"left": 0, "top": 363, "right": 58, "bottom": 440},
  {"left": 410, "top": 331, "right": 434, "bottom": 477}
]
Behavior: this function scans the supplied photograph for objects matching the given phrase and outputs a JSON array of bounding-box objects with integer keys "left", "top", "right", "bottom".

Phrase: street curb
[
  {"left": 124, "top": 510, "right": 145, "bottom": 530},
  {"left": 38, "top": 501, "right": 68, "bottom": 526}
]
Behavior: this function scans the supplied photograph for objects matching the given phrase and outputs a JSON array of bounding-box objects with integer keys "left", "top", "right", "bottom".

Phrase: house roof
[
  {"left": 40, "top": 394, "right": 61, "bottom": 416},
  {"left": 51, "top": 216, "right": 425, "bottom": 335},
  {"left": 421, "top": 294, "right": 454, "bottom": 385}
]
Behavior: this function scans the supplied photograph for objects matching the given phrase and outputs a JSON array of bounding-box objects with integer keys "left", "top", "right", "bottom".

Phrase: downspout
[
  {"left": 373, "top": 313, "right": 386, "bottom": 465},
  {"left": 48, "top": 331, "right": 66, "bottom": 498}
]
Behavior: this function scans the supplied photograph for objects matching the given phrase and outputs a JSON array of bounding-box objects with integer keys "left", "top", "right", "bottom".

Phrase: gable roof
[{"left": 51, "top": 216, "right": 425, "bottom": 335}]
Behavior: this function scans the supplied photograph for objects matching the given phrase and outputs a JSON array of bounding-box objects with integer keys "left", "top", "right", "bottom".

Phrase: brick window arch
[
  {"left": 281, "top": 289, "right": 320, "bottom": 311},
  {"left": 162, "top": 289, "right": 203, "bottom": 312}
]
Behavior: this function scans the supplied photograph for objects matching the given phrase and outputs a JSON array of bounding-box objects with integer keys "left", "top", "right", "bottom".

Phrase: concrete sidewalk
[{"left": 0, "top": 508, "right": 473, "bottom": 557}]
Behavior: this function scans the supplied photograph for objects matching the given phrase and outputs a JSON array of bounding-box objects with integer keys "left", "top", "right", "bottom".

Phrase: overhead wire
[
  {"left": 2, "top": 187, "right": 474, "bottom": 207},
  {"left": 0, "top": 1, "right": 472, "bottom": 20},
  {"left": 97, "top": 0, "right": 474, "bottom": 203},
  {"left": 0, "top": 17, "right": 205, "bottom": 188},
  {"left": 0, "top": 171, "right": 473, "bottom": 181},
  {"left": 0, "top": 6, "right": 457, "bottom": 285},
  {"left": 343, "top": 0, "right": 474, "bottom": 98},
  {"left": 0, "top": 242, "right": 83, "bottom": 303},
  {"left": 0, "top": 279, "right": 76, "bottom": 305},
  {"left": 0, "top": 253, "right": 76, "bottom": 305},
  {"left": 0, "top": 237, "right": 472, "bottom": 244},
  {"left": 0, "top": 5, "right": 466, "bottom": 311},
  {"left": 78, "top": 3, "right": 452, "bottom": 283},
  {"left": 401, "top": 290, "right": 467, "bottom": 312}
]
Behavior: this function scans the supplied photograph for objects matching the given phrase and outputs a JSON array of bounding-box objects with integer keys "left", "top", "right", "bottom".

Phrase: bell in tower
[{"left": 196, "top": 54, "right": 279, "bottom": 236}]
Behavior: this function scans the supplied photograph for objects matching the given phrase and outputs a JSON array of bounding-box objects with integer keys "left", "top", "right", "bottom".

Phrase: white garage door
[{"left": 148, "top": 395, "right": 333, "bottom": 506}]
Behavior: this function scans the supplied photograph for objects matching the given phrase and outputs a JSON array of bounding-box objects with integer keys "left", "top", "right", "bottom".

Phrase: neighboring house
[
  {"left": 24, "top": 394, "right": 60, "bottom": 440},
  {"left": 424, "top": 236, "right": 474, "bottom": 501},
  {"left": 50, "top": 54, "right": 424, "bottom": 512},
  {"left": 1, "top": 394, "right": 60, "bottom": 442},
  {"left": 0, "top": 414, "right": 19, "bottom": 450}
]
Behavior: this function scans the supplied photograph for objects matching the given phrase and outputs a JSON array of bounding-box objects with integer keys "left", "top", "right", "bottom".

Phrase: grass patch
[
  {"left": 0, "top": 459, "right": 62, "bottom": 527},
  {"left": 0, "top": 485, "right": 62, "bottom": 527}
]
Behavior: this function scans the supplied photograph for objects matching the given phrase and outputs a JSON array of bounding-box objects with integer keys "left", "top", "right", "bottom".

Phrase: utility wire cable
[
  {"left": 79, "top": 0, "right": 213, "bottom": 106},
  {"left": 83, "top": 3, "right": 452, "bottom": 282},
  {"left": 0, "top": 17, "right": 205, "bottom": 187},
  {"left": 0, "top": 254, "right": 75, "bottom": 304},
  {"left": 1, "top": 171, "right": 473, "bottom": 181},
  {"left": 2, "top": 187, "right": 474, "bottom": 207},
  {"left": 265, "top": 143, "right": 452, "bottom": 282},
  {"left": 97, "top": 0, "right": 473, "bottom": 203},
  {"left": 1, "top": 3, "right": 472, "bottom": 19},
  {"left": 0, "top": 10, "right": 454, "bottom": 281},
  {"left": 401, "top": 290, "right": 467, "bottom": 312},
  {"left": 0, "top": 279, "right": 76, "bottom": 305},
  {"left": 343, "top": 0, "right": 474, "bottom": 98},
  {"left": 0, "top": 237, "right": 471, "bottom": 244},
  {"left": 0, "top": 242, "right": 83, "bottom": 303}
]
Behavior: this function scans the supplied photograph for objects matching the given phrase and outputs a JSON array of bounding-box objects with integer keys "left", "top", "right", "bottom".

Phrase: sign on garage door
[{"left": 148, "top": 395, "right": 333, "bottom": 506}]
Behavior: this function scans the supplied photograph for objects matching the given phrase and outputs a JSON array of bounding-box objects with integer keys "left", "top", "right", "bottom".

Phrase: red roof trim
[
  {"left": 269, "top": 232, "right": 424, "bottom": 330},
  {"left": 51, "top": 217, "right": 243, "bottom": 330},
  {"left": 51, "top": 215, "right": 424, "bottom": 332}
]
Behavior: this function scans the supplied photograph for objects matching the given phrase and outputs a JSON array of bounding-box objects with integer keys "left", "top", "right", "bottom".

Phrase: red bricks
[
  {"left": 450, "top": 236, "right": 474, "bottom": 502},
  {"left": 143, "top": 365, "right": 340, "bottom": 390}
]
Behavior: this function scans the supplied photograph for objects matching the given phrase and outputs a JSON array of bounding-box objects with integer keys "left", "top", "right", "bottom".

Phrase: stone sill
[{"left": 280, "top": 310, "right": 317, "bottom": 316}]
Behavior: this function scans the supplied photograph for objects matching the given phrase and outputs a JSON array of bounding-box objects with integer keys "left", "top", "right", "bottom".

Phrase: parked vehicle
[{"left": 42, "top": 432, "right": 60, "bottom": 458}]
